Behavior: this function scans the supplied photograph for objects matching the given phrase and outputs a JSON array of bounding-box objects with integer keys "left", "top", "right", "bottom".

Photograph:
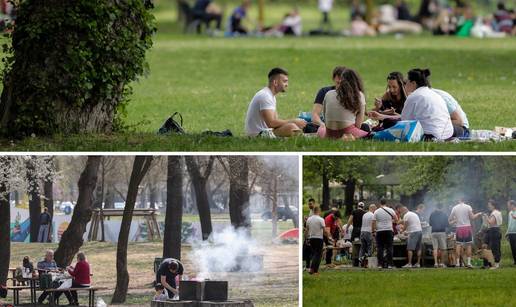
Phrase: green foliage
[{"left": 1, "top": 0, "right": 156, "bottom": 137}]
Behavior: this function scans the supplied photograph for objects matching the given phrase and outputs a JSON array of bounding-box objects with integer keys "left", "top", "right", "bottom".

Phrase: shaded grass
[{"left": 3, "top": 133, "right": 515, "bottom": 151}]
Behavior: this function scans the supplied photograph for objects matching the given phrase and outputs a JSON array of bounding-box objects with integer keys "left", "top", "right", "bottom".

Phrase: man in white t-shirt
[
  {"left": 448, "top": 198, "right": 482, "bottom": 267},
  {"left": 245, "top": 67, "right": 306, "bottom": 137},
  {"left": 400, "top": 206, "right": 423, "bottom": 268},
  {"left": 306, "top": 206, "right": 329, "bottom": 275},
  {"left": 372, "top": 199, "right": 398, "bottom": 268},
  {"left": 359, "top": 204, "right": 376, "bottom": 267}
]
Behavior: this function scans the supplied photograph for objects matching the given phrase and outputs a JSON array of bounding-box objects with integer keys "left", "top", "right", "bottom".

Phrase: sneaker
[
  {"left": 466, "top": 264, "right": 473, "bottom": 269},
  {"left": 434, "top": 263, "right": 439, "bottom": 268},
  {"left": 402, "top": 263, "right": 412, "bottom": 268},
  {"left": 413, "top": 263, "right": 421, "bottom": 268},
  {"left": 439, "top": 263, "right": 446, "bottom": 268}
]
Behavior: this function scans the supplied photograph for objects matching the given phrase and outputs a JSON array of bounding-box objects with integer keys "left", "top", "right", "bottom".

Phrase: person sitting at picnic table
[
  {"left": 368, "top": 68, "right": 454, "bottom": 141},
  {"left": 37, "top": 250, "right": 60, "bottom": 304},
  {"left": 371, "top": 71, "right": 407, "bottom": 130},
  {"left": 156, "top": 258, "right": 184, "bottom": 299},
  {"left": 245, "top": 67, "right": 306, "bottom": 137},
  {"left": 431, "top": 88, "right": 470, "bottom": 138},
  {"left": 309, "top": 66, "right": 346, "bottom": 131},
  {"left": 318, "top": 68, "right": 370, "bottom": 140},
  {"left": 54, "top": 252, "right": 91, "bottom": 305}
]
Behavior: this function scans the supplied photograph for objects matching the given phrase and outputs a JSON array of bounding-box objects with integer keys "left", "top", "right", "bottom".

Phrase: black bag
[
  {"left": 158, "top": 112, "right": 185, "bottom": 135},
  {"left": 303, "top": 122, "right": 319, "bottom": 134}
]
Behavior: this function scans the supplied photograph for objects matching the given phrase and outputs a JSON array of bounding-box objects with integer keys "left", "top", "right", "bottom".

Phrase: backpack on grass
[{"left": 158, "top": 112, "right": 185, "bottom": 135}]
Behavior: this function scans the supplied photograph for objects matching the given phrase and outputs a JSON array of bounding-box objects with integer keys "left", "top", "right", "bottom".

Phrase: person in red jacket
[{"left": 54, "top": 252, "right": 91, "bottom": 305}]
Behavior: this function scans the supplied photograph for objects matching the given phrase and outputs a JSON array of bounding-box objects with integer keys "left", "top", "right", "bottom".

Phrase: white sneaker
[
  {"left": 402, "top": 263, "right": 412, "bottom": 268},
  {"left": 439, "top": 263, "right": 446, "bottom": 268},
  {"left": 434, "top": 263, "right": 439, "bottom": 268},
  {"left": 413, "top": 263, "right": 421, "bottom": 268}
]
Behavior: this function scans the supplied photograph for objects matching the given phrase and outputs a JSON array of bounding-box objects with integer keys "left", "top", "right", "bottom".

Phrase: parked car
[
  {"left": 59, "top": 201, "right": 74, "bottom": 215},
  {"left": 261, "top": 206, "right": 298, "bottom": 222}
]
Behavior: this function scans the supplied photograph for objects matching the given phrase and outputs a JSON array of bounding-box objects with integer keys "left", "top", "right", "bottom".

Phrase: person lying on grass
[
  {"left": 368, "top": 68, "right": 454, "bottom": 141},
  {"left": 245, "top": 67, "right": 306, "bottom": 137},
  {"left": 317, "top": 68, "right": 370, "bottom": 140}
]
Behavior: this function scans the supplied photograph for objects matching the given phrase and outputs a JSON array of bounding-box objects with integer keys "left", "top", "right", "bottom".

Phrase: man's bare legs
[{"left": 273, "top": 123, "right": 302, "bottom": 137}]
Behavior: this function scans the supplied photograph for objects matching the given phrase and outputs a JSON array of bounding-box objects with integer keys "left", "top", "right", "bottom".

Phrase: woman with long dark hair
[
  {"left": 319, "top": 68, "right": 369, "bottom": 139},
  {"left": 369, "top": 68, "right": 453, "bottom": 141},
  {"left": 371, "top": 71, "right": 407, "bottom": 129}
]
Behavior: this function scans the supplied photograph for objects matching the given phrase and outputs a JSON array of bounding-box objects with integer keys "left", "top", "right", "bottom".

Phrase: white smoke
[{"left": 190, "top": 226, "right": 262, "bottom": 280}]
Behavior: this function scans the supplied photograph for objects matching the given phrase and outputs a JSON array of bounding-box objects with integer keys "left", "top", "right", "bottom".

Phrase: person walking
[{"left": 306, "top": 206, "right": 330, "bottom": 275}]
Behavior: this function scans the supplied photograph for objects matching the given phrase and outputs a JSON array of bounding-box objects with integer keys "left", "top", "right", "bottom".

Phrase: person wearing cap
[
  {"left": 346, "top": 202, "right": 366, "bottom": 266},
  {"left": 156, "top": 258, "right": 184, "bottom": 298}
]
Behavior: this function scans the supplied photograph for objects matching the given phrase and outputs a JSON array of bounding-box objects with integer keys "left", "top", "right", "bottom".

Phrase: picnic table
[
  {"left": 6, "top": 276, "right": 37, "bottom": 305},
  {"left": 45, "top": 286, "right": 106, "bottom": 307}
]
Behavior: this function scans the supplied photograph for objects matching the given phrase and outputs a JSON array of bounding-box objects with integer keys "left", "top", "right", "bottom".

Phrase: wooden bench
[
  {"left": 45, "top": 287, "right": 106, "bottom": 307},
  {"left": 6, "top": 285, "right": 32, "bottom": 305}
]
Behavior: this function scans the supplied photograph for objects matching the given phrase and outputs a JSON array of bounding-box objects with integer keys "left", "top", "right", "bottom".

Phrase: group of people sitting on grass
[
  {"left": 245, "top": 66, "right": 469, "bottom": 141},
  {"left": 11, "top": 250, "right": 91, "bottom": 305},
  {"left": 304, "top": 198, "right": 516, "bottom": 275}
]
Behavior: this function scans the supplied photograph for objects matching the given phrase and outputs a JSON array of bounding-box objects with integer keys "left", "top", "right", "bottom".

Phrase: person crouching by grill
[{"left": 156, "top": 258, "right": 184, "bottom": 299}]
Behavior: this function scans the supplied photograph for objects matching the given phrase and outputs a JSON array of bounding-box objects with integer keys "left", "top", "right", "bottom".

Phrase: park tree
[
  {"left": 43, "top": 157, "right": 55, "bottom": 242},
  {"left": 163, "top": 156, "right": 184, "bottom": 260},
  {"left": 112, "top": 156, "right": 154, "bottom": 304},
  {"left": 185, "top": 156, "right": 215, "bottom": 240},
  {"left": 0, "top": 157, "right": 55, "bottom": 287},
  {"left": 26, "top": 158, "right": 42, "bottom": 242},
  {"left": 0, "top": 0, "right": 155, "bottom": 138},
  {"left": 54, "top": 156, "right": 101, "bottom": 267}
]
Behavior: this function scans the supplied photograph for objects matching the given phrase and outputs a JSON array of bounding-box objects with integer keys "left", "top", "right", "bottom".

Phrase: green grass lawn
[{"left": 1, "top": 1, "right": 515, "bottom": 151}]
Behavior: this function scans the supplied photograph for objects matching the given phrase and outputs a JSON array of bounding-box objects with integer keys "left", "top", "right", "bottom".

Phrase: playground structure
[{"left": 88, "top": 208, "right": 161, "bottom": 241}]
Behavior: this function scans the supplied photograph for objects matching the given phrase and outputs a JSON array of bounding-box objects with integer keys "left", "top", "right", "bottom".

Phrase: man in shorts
[
  {"left": 400, "top": 206, "right": 422, "bottom": 268},
  {"left": 429, "top": 203, "right": 449, "bottom": 267},
  {"left": 245, "top": 67, "right": 306, "bottom": 137},
  {"left": 448, "top": 198, "right": 482, "bottom": 268}
]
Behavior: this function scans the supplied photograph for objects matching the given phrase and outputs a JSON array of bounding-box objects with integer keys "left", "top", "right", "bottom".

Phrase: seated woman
[
  {"left": 371, "top": 71, "right": 407, "bottom": 130},
  {"left": 431, "top": 88, "right": 470, "bottom": 138},
  {"left": 319, "top": 68, "right": 369, "bottom": 140},
  {"left": 54, "top": 252, "right": 91, "bottom": 305},
  {"left": 369, "top": 68, "right": 453, "bottom": 141}
]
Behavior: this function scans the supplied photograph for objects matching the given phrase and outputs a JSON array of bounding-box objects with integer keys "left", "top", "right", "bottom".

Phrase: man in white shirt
[
  {"left": 359, "top": 204, "right": 376, "bottom": 267},
  {"left": 245, "top": 67, "right": 306, "bottom": 137},
  {"left": 449, "top": 198, "right": 482, "bottom": 267},
  {"left": 372, "top": 199, "right": 398, "bottom": 268},
  {"left": 400, "top": 206, "right": 423, "bottom": 268},
  {"left": 306, "top": 206, "right": 329, "bottom": 275}
]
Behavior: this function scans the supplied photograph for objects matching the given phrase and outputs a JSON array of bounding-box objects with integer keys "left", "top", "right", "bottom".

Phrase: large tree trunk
[
  {"left": 344, "top": 177, "right": 356, "bottom": 216},
  {"left": 54, "top": 156, "right": 101, "bottom": 267},
  {"left": 271, "top": 176, "right": 278, "bottom": 238},
  {"left": 321, "top": 169, "right": 330, "bottom": 211},
  {"left": 185, "top": 157, "right": 214, "bottom": 240},
  {"left": 228, "top": 157, "right": 251, "bottom": 230},
  {"left": 163, "top": 156, "right": 183, "bottom": 260},
  {"left": 43, "top": 177, "right": 54, "bottom": 243},
  {"left": 0, "top": 183, "right": 10, "bottom": 287},
  {"left": 112, "top": 156, "right": 153, "bottom": 304},
  {"left": 27, "top": 170, "right": 41, "bottom": 243},
  {"left": 0, "top": 1, "right": 154, "bottom": 138}
]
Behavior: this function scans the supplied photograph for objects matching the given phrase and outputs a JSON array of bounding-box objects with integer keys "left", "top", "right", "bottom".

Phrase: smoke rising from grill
[{"left": 190, "top": 226, "right": 262, "bottom": 280}]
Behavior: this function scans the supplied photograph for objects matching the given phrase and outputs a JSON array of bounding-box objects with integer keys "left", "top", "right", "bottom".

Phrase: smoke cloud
[{"left": 189, "top": 226, "right": 262, "bottom": 280}]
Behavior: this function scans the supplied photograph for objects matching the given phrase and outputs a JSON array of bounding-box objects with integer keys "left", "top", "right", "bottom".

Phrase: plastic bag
[
  {"left": 96, "top": 297, "right": 107, "bottom": 307},
  {"left": 57, "top": 279, "right": 72, "bottom": 289}
]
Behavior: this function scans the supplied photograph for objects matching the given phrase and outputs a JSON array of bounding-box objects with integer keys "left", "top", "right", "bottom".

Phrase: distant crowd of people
[
  {"left": 303, "top": 198, "right": 516, "bottom": 274},
  {"left": 244, "top": 66, "right": 468, "bottom": 141},
  {"left": 179, "top": 0, "right": 516, "bottom": 38}
]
